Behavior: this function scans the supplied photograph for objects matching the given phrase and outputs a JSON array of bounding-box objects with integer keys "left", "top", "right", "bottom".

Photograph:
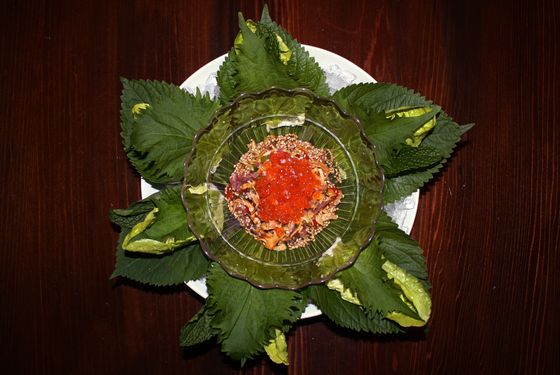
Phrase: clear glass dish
[{"left": 182, "top": 87, "right": 384, "bottom": 289}]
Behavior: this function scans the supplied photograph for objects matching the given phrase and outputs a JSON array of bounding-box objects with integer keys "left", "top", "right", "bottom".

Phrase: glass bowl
[{"left": 181, "top": 88, "right": 384, "bottom": 289}]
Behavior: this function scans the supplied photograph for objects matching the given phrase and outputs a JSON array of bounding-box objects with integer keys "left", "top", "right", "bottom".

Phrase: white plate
[{"left": 140, "top": 45, "right": 419, "bottom": 319}]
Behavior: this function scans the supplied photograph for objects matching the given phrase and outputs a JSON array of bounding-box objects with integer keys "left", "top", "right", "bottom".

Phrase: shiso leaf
[
  {"left": 234, "top": 19, "right": 292, "bottom": 65},
  {"left": 215, "top": 51, "right": 238, "bottom": 105},
  {"left": 332, "top": 83, "right": 441, "bottom": 162},
  {"left": 120, "top": 78, "right": 178, "bottom": 151},
  {"left": 111, "top": 234, "right": 208, "bottom": 287},
  {"left": 332, "top": 83, "right": 473, "bottom": 203},
  {"left": 375, "top": 214, "right": 432, "bottom": 326},
  {"left": 335, "top": 241, "right": 419, "bottom": 318},
  {"left": 180, "top": 306, "right": 217, "bottom": 347},
  {"left": 368, "top": 106, "right": 441, "bottom": 160},
  {"left": 121, "top": 79, "right": 220, "bottom": 184},
  {"left": 257, "top": 7, "right": 329, "bottom": 95},
  {"left": 206, "top": 263, "right": 305, "bottom": 365},
  {"left": 109, "top": 200, "right": 154, "bottom": 229},
  {"left": 304, "top": 285, "right": 403, "bottom": 334},
  {"left": 216, "top": 7, "right": 328, "bottom": 103},
  {"left": 110, "top": 189, "right": 209, "bottom": 286},
  {"left": 119, "top": 187, "right": 196, "bottom": 254},
  {"left": 383, "top": 117, "right": 474, "bottom": 203},
  {"left": 332, "top": 82, "right": 433, "bottom": 115},
  {"left": 375, "top": 212, "right": 430, "bottom": 289},
  {"left": 309, "top": 214, "right": 431, "bottom": 329},
  {"left": 381, "top": 145, "right": 442, "bottom": 178}
]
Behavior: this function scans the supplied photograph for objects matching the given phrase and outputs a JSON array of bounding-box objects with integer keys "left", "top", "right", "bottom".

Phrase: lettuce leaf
[
  {"left": 335, "top": 242, "right": 419, "bottom": 318},
  {"left": 382, "top": 260, "right": 431, "bottom": 327},
  {"left": 121, "top": 187, "right": 196, "bottom": 254},
  {"left": 110, "top": 189, "right": 209, "bottom": 286},
  {"left": 304, "top": 285, "right": 403, "bottom": 334},
  {"left": 111, "top": 235, "right": 208, "bottom": 287},
  {"left": 264, "top": 329, "right": 289, "bottom": 365}
]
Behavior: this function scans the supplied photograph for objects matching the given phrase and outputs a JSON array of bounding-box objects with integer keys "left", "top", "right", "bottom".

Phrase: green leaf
[
  {"left": 332, "top": 82, "right": 440, "bottom": 161},
  {"left": 375, "top": 212, "right": 430, "bottom": 288},
  {"left": 122, "top": 187, "right": 196, "bottom": 254},
  {"left": 335, "top": 242, "right": 418, "bottom": 318},
  {"left": 110, "top": 200, "right": 154, "bottom": 229},
  {"left": 319, "top": 214, "right": 432, "bottom": 328},
  {"left": 257, "top": 8, "right": 329, "bottom": 96},
  {"left": 206, "top": 263, "right": 305, "bottom": 365},
  {"left": 216, "top": 51, "right": 238, "bottom": 104},
  {"left": 381, "top": 145, "right": 442, "bottom": 178},
  {"left": 374, "top": 214, "right": 432, "bottom": 326},
  {"left": 180, "top": 306, "right": 217, "bottom": 347},
  {"left": 122, "top": 80, "right": 220, "bottom": 184},
  {"left": 120, "top": 78, "right": 179, "bottom": 152},
  {"left": 332, "top": 83, "right": 473, "bottom": 203},
  {"left": 382, "top": 260, "right": 431, "bottom": 327},
  {"left": 325, "top": 278, "right": 361, "bottom": 305},
  {"left": 365, "top": 106, "right": 441, "bottom": 160},
  {"left": 383, "top": 115, "right": 472, "bottom": 203},
  {"left": 332, "top": 82, "right": 433, "bottom": 114},
  {"left": 216, "top": 9, "right": 328, "bottom": 103},
  {"left": 304, "top": 285, "right": 403, "bottom": 334},
  {"left": 112, "top": 239, "right": 209, "bottom": 287},
  {"left": 389, "top": 107, "right": 437, "bottom": 147},
  {"left": 110, "top": 193, "right": 209, "bottom": 286},
  {"left": 217, "top": 18, "right": 286, "bottom": 104}
]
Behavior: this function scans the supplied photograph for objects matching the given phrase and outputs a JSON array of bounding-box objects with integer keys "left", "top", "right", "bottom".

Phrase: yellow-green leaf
[
  {"left": 122, "top": 206, "right": 196, "bottom": 255},
  {"left": 275, "top": 34, "right": 291, "bottom": 64},
  {"left": 386, "top": 107, "right": 437, "bottom": 147},
  {"left": 233, "top": 20, "right": 257, "bottom": 54},
  {"left": 122, "top": 207, "right": 158, "bottom": 249},
  {"left": 234, "top": 20, "right": 291, "bottom": 65},
  {"left": 382, "top": 260, "right": 432, "bottom": 327},
  {"left": 131, "top": 103, "right": 150, "bottom": 118},
  {"left": 264, "top": 329, "right": 289, "bottom": 365},
  {"left": 187, "top": 183, "right": 208, "bottom": 195},
  {"left": 326, "top": 279, "right": 361, "bottom": 305}
]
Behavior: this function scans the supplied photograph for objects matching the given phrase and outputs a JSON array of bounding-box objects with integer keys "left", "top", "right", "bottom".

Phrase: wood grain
[{"left": 1, "top": 0, "right": 558, "bottom": 374}]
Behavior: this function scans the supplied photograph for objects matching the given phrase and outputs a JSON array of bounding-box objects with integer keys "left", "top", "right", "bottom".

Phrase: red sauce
[{"left": 255, "top": 150, "right": 321, "bottom": 224}]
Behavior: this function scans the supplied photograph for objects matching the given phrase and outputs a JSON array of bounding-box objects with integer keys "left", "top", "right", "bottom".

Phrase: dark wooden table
[{"left": 1, "top": 0, "right": 558, "bottom": 374}]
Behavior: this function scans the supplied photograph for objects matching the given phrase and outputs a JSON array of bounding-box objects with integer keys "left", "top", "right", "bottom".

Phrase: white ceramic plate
[{"left": 140, "top": 45, "right": 419, "bottom": 319}]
